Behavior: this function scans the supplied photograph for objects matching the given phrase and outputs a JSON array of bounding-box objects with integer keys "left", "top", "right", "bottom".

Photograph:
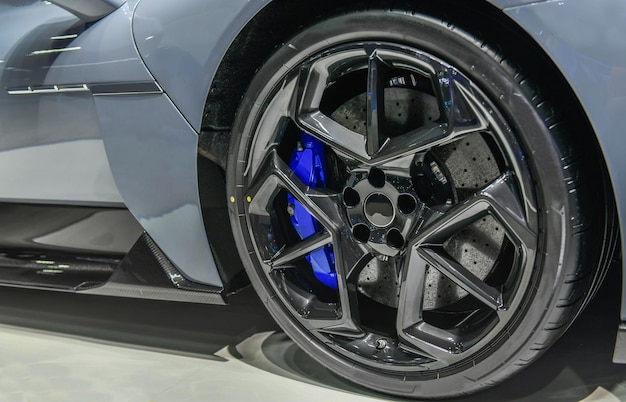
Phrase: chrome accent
[
  {"left": 50, "top": 34, "right": 79, "bottom": 40},
  {"left": 7, "top": 84, "right": 89, "bottom": 95},
  {"left": 29, "top": 46, "right": 81, "bottom": 56}
]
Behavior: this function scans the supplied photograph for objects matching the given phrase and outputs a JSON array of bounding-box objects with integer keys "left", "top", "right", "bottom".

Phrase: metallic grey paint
[
  {"left": 501, "top": 0, "right": 626, "bottom": 360},
  {"left": 0, "top": 0, "right": 220, "bottom": 285},
  {"left": 0, "top": 3, "right": 121, "bottom": 205},
  {"left": 133, "top": 0, "right": 271, "bottom": 131},
  {"left": 502, "top": 0, "right": 626, "bottom": 319},
  {"left": 48, "top": 0, "right": 124, "bottom": 22},
  {"left": 95, "top": 93, "right": 221, "bottom": 287},
  {"left": 130, "top": 0, "right": 626, "bottom": 309},
  {"left": 42, "top": 3, "right": 152, "bottom": 86}
]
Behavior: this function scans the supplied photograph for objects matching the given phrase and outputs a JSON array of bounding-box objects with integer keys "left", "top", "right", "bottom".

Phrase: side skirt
[
  {"left": 0, "top": 233, "right": 226, "bottom": 305},
  {"left": 83, "top": 233, "right": 226, "bottom": 305},
  {"left": 0, "top": 203, "right": 226, "bottom": 305}
]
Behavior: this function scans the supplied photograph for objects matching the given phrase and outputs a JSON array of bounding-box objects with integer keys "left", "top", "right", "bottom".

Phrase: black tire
[{"left": 226, "top": 11, "right": 609, "bottom": 398}]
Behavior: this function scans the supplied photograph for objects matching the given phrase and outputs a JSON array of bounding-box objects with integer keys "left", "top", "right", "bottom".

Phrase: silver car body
[{"left": 0, "top": 0, "right": 625, "bottom": 349}]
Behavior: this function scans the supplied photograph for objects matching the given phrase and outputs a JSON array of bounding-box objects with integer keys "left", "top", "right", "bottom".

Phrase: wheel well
[
  {"left": 198, "top": 0, "right": 620, "bottom": 293},
  {"left": 200, "top": 0, "right": 603, "bottom": 162}
]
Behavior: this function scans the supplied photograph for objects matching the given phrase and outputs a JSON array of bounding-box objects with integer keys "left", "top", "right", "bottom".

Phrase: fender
[
  {"left": 131, "top": 0, "right": 544, "bottom": 132},
  {"left": 0, "top": 0, "right": 223, "bottom": 287},
  {"left": 131, "top": 0, "right": 626, "bottom": 351},
  {"left": 502, "top": 0, "right": 626, "bottom": 360}
]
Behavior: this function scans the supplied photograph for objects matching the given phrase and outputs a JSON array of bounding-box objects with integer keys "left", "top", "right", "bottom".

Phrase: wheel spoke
[
  {"left": 269, "top": 231, "right": 332, "bottom": 268},
  {"left": 305, "top": 247, "right": 373, "bottom": 339},
  {"left": 415, "top": 192, "right": 491, "bottom": 245},
  {"left": 481, "top": 172, "right": 537, "bottom": 247},
  {"left": 247, "top": 149, "right": 345, "bottom": 230},
  {"left": 415, "top": 172, "right": 536, "bottom": 247},
  {"left": 400, "top": 322, "right": 464, "bottom": 367},
  {"left": 434, "top": 69, "right": 489, "bottom": 136},
  {"left": 331, "top": 233, "right": 372, "bottom": 336},
  {"left": 366, "top": 50, "right": 388, "bottom": 155},
  {"left": 372, "top": 123, "right": 447, "bottom": 165},
  {"left": 300, "top": 112, "right": 370, "bottom": 162},
  {"left": 306, "top": 314, "right": 365, "bottom": 338},
  {"left": 291, "top": 54, "right": 371, "bottom": 162},
  {"left": 396, "top": 246, "right": 461, "bottom": 366},
  {"left": 447, "top": 79, "right": 490, "bottom": 136},
  {"left": 396, "top": 246, "right": 427, "bottom": 332},
  {"left": 419, "top": 247, "right": 504, "bottom": 310},
  {"left": 336, "top": 233, "right": 372, "bottom": 281},
  {"left": 371, "top": 70, "right": 489, "bottom": 166},
  {"left": 290, "top": 61, "right": 328, "bottom": 118}
]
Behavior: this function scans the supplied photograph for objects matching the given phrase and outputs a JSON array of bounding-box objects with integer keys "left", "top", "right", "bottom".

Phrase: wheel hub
[
  {"left": 343, "top": 168, "right": 422, "bottom": 257},
  {"left": 364, "top": 193, "right": 395, "bottom": 227}
]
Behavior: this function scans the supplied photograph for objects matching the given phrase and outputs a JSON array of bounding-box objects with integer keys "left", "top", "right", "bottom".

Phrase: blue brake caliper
[{"left": 287, "top": 133, "right": 337, "bottom": 290}]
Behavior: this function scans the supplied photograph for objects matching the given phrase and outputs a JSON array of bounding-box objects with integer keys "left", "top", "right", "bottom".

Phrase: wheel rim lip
[{"left": 238, "top": 41, "right": 539, "bottom": 373}]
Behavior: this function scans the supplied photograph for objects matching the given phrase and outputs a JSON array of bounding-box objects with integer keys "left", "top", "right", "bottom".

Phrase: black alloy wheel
[{"left": 226, "top": 11, "right": 610, "bottom": 398}]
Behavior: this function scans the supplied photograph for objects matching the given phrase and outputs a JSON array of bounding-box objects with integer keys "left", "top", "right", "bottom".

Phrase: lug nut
[
  {"left": 397, "top": 194, "right": 417, "bottom": 214},
  {"left": 368, "top": 167, "right": 386, "bottom": 188},
  {"left": 386, "top": 228, "right": 405, "bottom": 249},
  {"left": 343, "top": 187, "right": 360, "bottom": 207},
  {"left": 353, "top": 223, "right": 371, "bottom": 243}
]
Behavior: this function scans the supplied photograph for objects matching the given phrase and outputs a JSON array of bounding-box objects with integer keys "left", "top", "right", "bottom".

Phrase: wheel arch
[
  {"left": 222, "top": 7, "right": 617, "bottom": 397},
  {"left": 195, "top": 0, "right": 620, "bottom": 295}
]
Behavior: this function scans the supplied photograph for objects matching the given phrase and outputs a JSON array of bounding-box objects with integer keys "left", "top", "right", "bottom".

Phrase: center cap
[{"left": 364, "top": 193, "right": 395, "bottom": 227}]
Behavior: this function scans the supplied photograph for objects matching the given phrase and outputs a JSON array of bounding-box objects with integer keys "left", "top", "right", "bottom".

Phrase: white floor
[
  {"left": 0, "top": 326, "right": 384, "bottom": 402},
  {"left": 0, "top": 266, "right": 625, "bottom": 402},
  {"left": 0, "top": 324, "right": 624, "bottom": 402}
]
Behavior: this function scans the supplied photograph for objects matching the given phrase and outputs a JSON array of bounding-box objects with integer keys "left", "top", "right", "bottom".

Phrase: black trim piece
[
  {"left": 0, "top": 212, "right": 226, "bottom": 304},
  {"left": 90, "top": 81, "right": 163, "bottom": 95},
  {"left": 141, "top": 233, "right": 223, "bottom": 294},
  {"left": 83, "top": 282, "right": 227, "bottom": 304},
  {"left": 84, "top": 233, "right": 226, "bottom": 304},
  {"left": 0, "top": 250, "right": 118, "bottom": 291},
  {"left": 7, "top": 82, "right": 163, "bottom": 96},
  {"left": 198, "top": 156, "right": 249, "bottom": 294}
]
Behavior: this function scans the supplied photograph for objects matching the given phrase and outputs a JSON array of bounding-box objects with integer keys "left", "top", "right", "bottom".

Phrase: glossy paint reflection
[{"left": 0, "top": 2, "right": 122, "bottom": 204}]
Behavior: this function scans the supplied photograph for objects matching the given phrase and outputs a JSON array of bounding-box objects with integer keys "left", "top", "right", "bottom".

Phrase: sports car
[{"left": 1, "top": 0, "right": 625, "bottom": 398}]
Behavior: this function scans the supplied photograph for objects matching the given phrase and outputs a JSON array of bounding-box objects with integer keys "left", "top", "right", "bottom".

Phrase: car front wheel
[{"left": 226, "top": 11, "right": 610, "bottom": 398}]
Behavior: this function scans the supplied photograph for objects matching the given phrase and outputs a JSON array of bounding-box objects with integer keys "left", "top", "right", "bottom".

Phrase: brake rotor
[{"left": 332, "top": 87, "right": 504, "bottom": 310}]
